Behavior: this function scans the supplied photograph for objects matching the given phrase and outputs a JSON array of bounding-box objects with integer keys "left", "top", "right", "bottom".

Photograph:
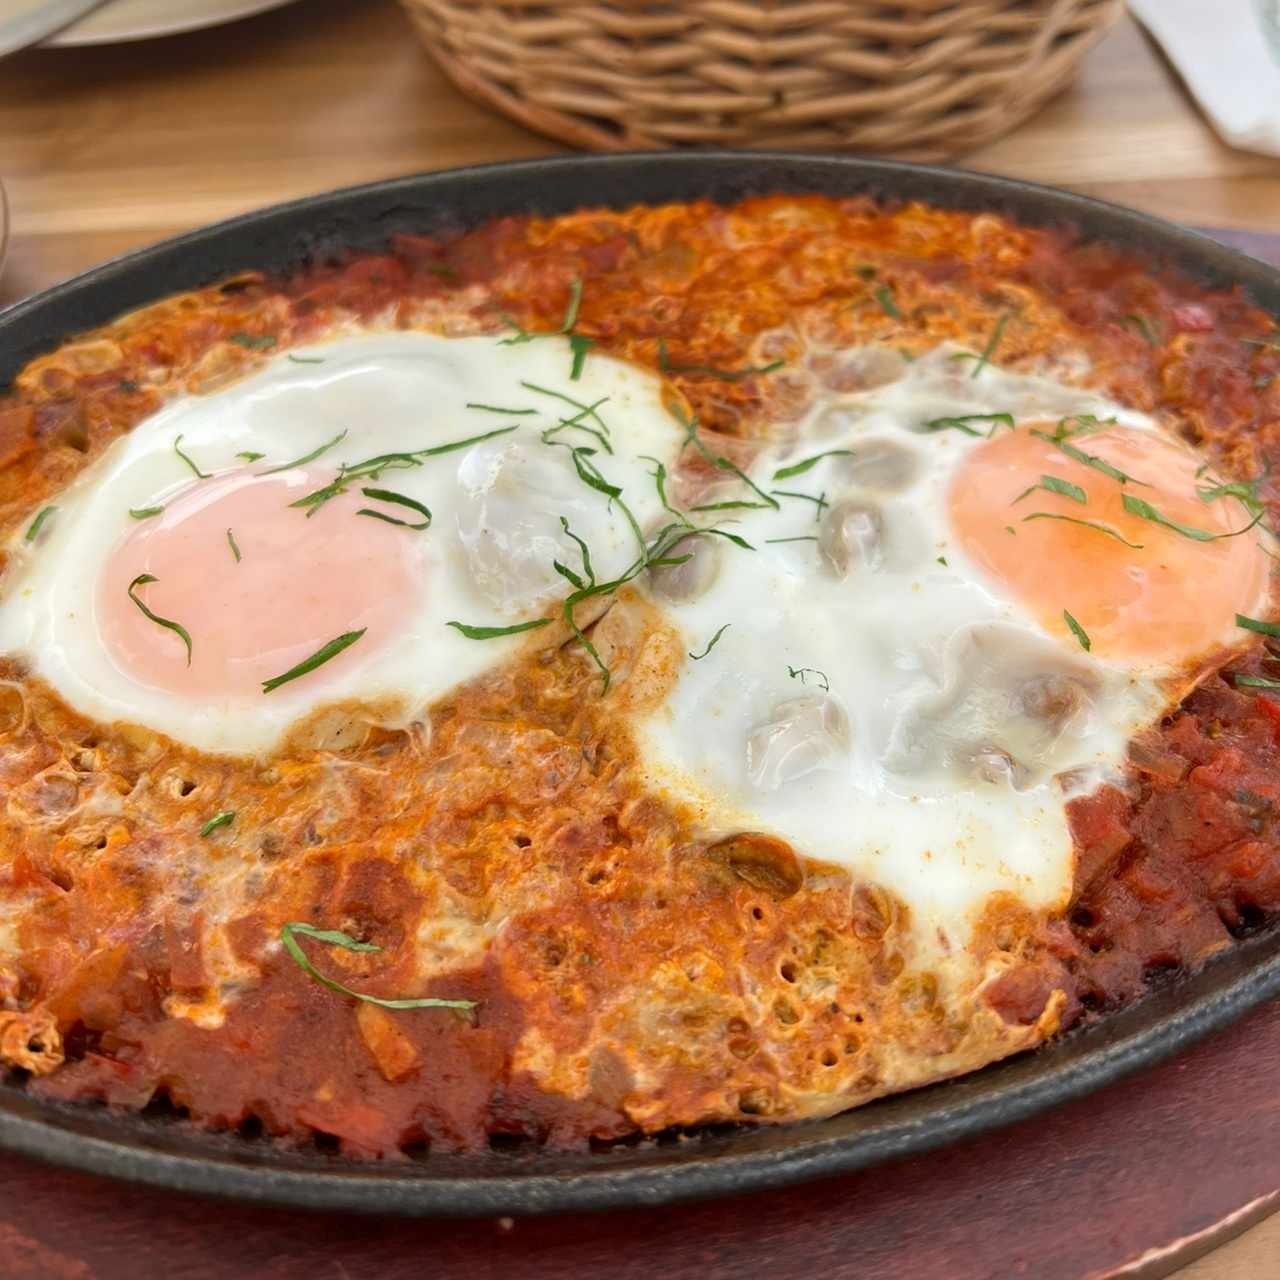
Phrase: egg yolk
[
  {"left": 948, "top": 423, "right": 1272, "bottom": 666},
  {"left": 97, "top": 465, "right": 422, "bottom": 698}
]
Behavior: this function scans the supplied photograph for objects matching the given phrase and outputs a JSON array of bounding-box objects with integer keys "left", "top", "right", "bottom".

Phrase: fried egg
[
  {"left": 0, "top": 333, "right": 684, "bottom": 755},
  {"left": 634, "top": 345, "right": 1275, "bottom": 956}
]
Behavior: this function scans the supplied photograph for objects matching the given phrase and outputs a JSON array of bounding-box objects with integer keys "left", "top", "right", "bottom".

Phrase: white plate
[{"left": 41, "top": 0, "right": 300, "bottom": 45}]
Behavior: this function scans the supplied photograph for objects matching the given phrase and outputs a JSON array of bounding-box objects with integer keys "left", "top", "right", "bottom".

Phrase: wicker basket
[{"left": 400, "top": 0, "right": 1123, "bottom": 160}]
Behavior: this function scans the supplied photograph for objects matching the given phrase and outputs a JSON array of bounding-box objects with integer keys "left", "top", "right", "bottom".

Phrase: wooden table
[{"left": 3, "top": 4, "right": 1280, "bottom": 1275}]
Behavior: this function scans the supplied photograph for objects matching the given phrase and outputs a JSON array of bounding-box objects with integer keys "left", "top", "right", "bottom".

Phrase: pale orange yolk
[
  {"left": 948, "top": 424, "right": 1272, "bottom": 666},
  {"left": 97, "top": 465, "right": 421, "bottom": 698}
]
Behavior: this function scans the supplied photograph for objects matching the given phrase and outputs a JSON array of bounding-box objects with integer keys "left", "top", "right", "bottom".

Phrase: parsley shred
[
  {"left": 446, "top": 618, "right": 553, "bottom": 640},
  {"left": 174, "top": 434, "right": 211, "bottom": 480},
  {"left": 261, "top": 629, "right": 366, "bottom": 693},
  {"left": 1237, "top": 614, "right": 1280, "bottom": 639},
  {"left": 1122, "top": 493, "right": 1262, "bottom": 542},
  {"left": 200, "top": 811, "right": 235, "bottom": 837},
  {"left": 127, "top": 574, "right": 193, "bottom": 666},
  {"left": 787, "top": 665, "right": 830, "bottom": 691},
  {"left": 969, "top": 311, "right": 1011, "bottom": 379},
  {"left": 688, "top": 623, "right": 731, "bottom": 661},
  {"left": 1063, "top": 610, "right": 1091, "bottom": 651},
  {"left": 772, "top": 450, "right": 853, "bottom": 481},
  {"left": 24, "top": 506, "right": 56, "bottom": 542},
  {"left": 873, "top": 285, "right": 900, "bottom": 320},
  {"left": 1021, "top": 512, "right": 1143, "bottom": 548},
  {"left": 280, "top": 922, "right": 476, "bottom": 1012}
]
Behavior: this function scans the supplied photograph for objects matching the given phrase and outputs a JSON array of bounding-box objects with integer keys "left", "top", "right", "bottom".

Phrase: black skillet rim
[{"left": 1, "top": 151, "right": 1278, "bottom": 1218}]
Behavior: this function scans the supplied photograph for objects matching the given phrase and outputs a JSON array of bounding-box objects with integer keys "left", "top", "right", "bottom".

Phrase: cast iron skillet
[{"left": 2, "top": 153, "right": 1279, "bottom": 1217}]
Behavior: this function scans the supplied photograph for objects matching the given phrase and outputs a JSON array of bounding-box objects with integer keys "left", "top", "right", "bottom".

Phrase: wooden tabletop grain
[{"left": 3, "top": 3, "right": 1280, "bottom": 1275}]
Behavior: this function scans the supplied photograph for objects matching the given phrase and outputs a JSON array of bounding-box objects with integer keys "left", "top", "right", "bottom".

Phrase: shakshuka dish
[{"left": 0, "top": 194, "right": 1278, "bottom": 1158}]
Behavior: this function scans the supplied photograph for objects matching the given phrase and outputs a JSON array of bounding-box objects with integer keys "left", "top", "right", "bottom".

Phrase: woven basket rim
[{"left": 400, "top": 0, "right": 1124, "bottom": 160}]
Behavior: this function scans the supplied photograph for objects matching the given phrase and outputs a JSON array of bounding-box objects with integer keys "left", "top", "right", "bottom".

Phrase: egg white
[
  {"left": 0, "top": 333, "right": 685, "bottom": 755},
  {"left": 633, "top": 347, "right": 1176, "bottom": 957}
]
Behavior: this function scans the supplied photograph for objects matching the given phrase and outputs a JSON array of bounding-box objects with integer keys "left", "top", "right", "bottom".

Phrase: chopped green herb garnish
[
  {"left": 690, "top": 500, "right": 771, "bottom": 513},
  {"left": 261, "top": 429, "right": 348, "bottom": 475},
  {"left": 286, "top": 354, "right": 326, "bottom": 365},
  {"left": 874, "top": 285, "right": 900, "bottom": 320},
  {"left": 128, "top": 574, "right": 193, "bottom": 665},
  {"left": 547, "top": 520, "right": 610, "bottom": 693},
  {"left": 280, "top": 922, "right": 476, "bottom": 1012},
  {"left": 1032, "top": 430, "right": 1146, "bottom": 487},
  {"left": 1237, "top": 613, "right": 1280, "bottom": 639},
  {"left": 1122, "top": 493, "right": 1262, "bottom": 542},
  {"left": 1123, "top": 314, "right": 1159, "bottom": 345},
  {"left": 640, "top": 456, "right": 689, "bottom": 525},
  {"left": 765, "top": 535, "right": 818, "bottom": 544},
  {"left": 1045, "top": 414, "right": 1116, "bottom": 442},
  {"left": 689, "top": 623, "right": 730, "bottom": 661},
  {"left": 787, "top": 665, "right": 830, "bottom": 692},
  {"left": 415, "top": 425, "right": 520, "bottom": 459},
  {"left": 770, "top": 489, "right": 829, "bottom": 516},
  {"left": 129, "top": 506, "right": 165, "bottom": 520},
  {"left": 568, "top": 334, "right": 594, "bottom": 380},
  {"left": 772, "top": 449, "right": 853, "bottom": 481},
  {"left": 236, "top": 451, "right": 265, "bottom": 462},
  {"left": 541, "top": 397, "right": 612, "bottom": 453},
  {"left": 291, "top": 426, "right": 518, "bottom": 516},
  {"left": 672, "top": 402, "right": 778, "bottom": 511},
  {"left": 467, "top": 402, "right": 538, "bottom": 416},
  {"left": 1234, "top": 674, "right": 1280, "bottom": 689},
  {"left": 657, "top": 338, "right": 784, "bottom": 383},
  {"left": 924, "top": 413, "right": 1014, "bottom": 438},
  {"left": 226, "top": 528, "right": 241, "bottom": 562},
  {"left": 855, "top": 264, "right": 878, "bottom": 281},
  {"left": 500, "top": 278, "right": 583, "bottom": 346},
  {"left": 557, "top": 516, "right": 595, "bottom": 586},
  {"left": 446, "top": 618, "right": 554, "bottom": 640},
  {"left": 174, "top": 434, "right": 211, "bottom": 480},
  {"left": 261, "top": 629, "right": 365, "bottom": 693},
  {"left": 936, "top": 555, "right": 948, "bottom": 566},
  {"left": 1013, "top": 474, "right": 1087, "bottom": 506},
  {"left": 357, "top": 488, "right": 432, "bottom": 530},
  {"left": 558, "top": 278, "right": 583, "bottom": 332},
  {"left": 24, "top": 506, "right": 56, "bottom": 542},
  {"left": 1197, "top": 476, "right": 1265, "bottom": 516},
  {"left": 970, "top": 311, "right": 1011, "bottom": 378},
  {"left": 1063, "top": 609, "right": 1091, "bottom": 651},
  {"left": 1041, "top": 476, "right": 1088, "bottom": 504},
  {"left": 1021, "top": 512, "right": 1143, "bottom": 548},
  {"left": 200, "top": 811, "right": 235, "bottom": 837},
  {"left": 118, "top": 379, "right": 140, "bottom": 393},
  {"left": 520, "top": 382, "right": 611, "bottom": 437},
  {"left": 230, "top": 333, "right": 277, "bottom": 351}
]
